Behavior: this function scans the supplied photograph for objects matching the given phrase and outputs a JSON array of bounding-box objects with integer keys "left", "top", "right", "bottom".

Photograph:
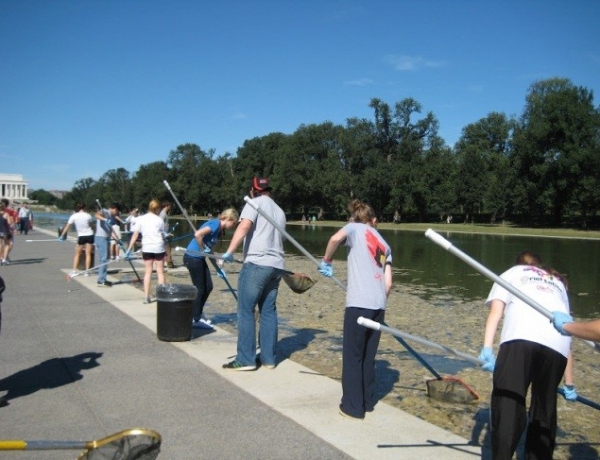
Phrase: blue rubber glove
[
  {"left": 203, "top": 246, "right": 212, "bottom": 254},
  {"left": 221, "top": 252, "right": 234, "bottom": 263},
  {"left": 217, "top": 268, "right": 227, "bottom": 280},
  {"left": 478, "top": 347, "right": 496, "bottom": 372},
  {"left": 124, "top": 249, "right": 132, "bottom": 260},
  {"left": 562, "top": 385, "right": 578, "bottom": 401},
  {"left": 318, "top": 259, "right": 333, "bottom": 278},
  {"left": 552, "top": 311, "right": 573, "bottom": 336}
]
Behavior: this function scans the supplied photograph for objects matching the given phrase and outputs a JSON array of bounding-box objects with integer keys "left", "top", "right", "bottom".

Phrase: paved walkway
[{"left": 0, "top": 227, "right": 486, "bottom": 459}]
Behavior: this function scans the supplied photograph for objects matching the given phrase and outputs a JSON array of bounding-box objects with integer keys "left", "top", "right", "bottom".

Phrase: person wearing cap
[{"left": 221, "top": 177, "right": 286, "bottom": 371}]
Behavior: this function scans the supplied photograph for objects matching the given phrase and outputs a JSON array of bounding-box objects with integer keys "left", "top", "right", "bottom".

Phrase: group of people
[
  {"left": 53, "top": 175, "right": 598, "bottom": 459},
  {"left": 60, "top": 200, "right": 175, "bottom": 298},
  {"left": 190, "top": 176, "right": 596, "bottom": 460}
]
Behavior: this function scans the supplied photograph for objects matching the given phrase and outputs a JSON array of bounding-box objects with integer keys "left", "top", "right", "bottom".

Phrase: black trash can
[{"left": 156, "top": 284, "right": 197, "bottom": 342}]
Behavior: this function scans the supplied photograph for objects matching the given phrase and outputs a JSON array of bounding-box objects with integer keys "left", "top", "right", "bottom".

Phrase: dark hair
[
  {"left": 75, "top": 203, "right": 86, "bottom": 212},
  {"left": 347, "top": 199, "right": 376, "bottom": 224},
  {"left": 109, "top": 202, "right": 120, "bottom": 211},
  {"left": 515, "top": 249, "right": 568, "bottom": 289}
]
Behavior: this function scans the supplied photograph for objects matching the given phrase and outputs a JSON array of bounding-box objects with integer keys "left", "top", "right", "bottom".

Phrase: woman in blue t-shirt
[{"left": 184, "top": 208, "right": 239, "bottom": 328}]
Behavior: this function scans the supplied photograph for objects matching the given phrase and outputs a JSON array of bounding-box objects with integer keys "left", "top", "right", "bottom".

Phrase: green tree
[
  {"left": 98, "top": 168, "right": 132, "bottom": 209},
  {"left": 59, "top": 177, "right": 97, "bottom": 211},
  {"left": 130, "top": 161, "right": 172, "bottom": 210},
  {"left": 454, "top": 112, "right": 515, "bottom": 223},
  {"left": 28, "top": 189, "right": 58, "bottom": 206},
  {"left": 512, "top": 78, "right": 600, "bottom": 225},
  {"left": 166, "top": 143, "right": 214, "bottom": 213}
]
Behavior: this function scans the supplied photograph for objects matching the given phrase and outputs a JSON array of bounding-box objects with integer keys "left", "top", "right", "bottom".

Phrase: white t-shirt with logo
[{"left": 486, "top": 264, "right": 571, "bottom": 357}]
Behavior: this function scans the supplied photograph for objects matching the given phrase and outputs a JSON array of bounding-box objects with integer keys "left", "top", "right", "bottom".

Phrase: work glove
[
  {"left": 552, "top": 311, "right": 573, "bottom": 336},
  {"left": 478, "top": 347, "right": 496, "bottom": 372},
  {"left": 562, "top": 385, "right": 578, "bottom": 402},
  {"left": 217, "top": 268, "right": 227, "bottom": 280},
  {"left": 318, "top": 259, "right": 333, "bottom": 278},
  {"left": 221, "top": 252, "right": 234, "bottom": 263},
  {"left": 58, "top": 236, "right": 66, "bottom": 241},
  {"left": 203, "top": 246, "right": 212, "bottom": 254},
  {"left": 124, "top": 249, "right": 133, "bottom": 260}
]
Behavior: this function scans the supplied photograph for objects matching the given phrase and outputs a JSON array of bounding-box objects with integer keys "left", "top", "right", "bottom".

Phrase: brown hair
[
  {"left": 515, "top": 249, "right": 568, "bottom": 289},
  {"left": 347, "top": 199, "right": 376, "bottom": 225}
]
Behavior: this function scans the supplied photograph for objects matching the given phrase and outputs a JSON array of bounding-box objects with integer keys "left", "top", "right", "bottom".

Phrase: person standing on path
[
  {"left": 94, "top": 203, "right": 120, "bottom": 287},
  {"left": 59, "top": 203, "right": 94, "bottom": 276},
  {"left": 1, "top": 199, "right": 16, "bottom": 265},
  {"left": 221, "top": 177, "right": 286, "bottom": 371},
  {"left": 318, "top": 199, "right": 392, "bottom": 420},
  {"left": 18, "top": 204, "right": 32, "bottom": 235},
  {"left": 124, "top": 207, "right": 139, "bottom": 232},
  {"left": 159, "top": 201, "right": 175, "bottom": 269},
  {"left": 109, "top": 208, "right": 125, "bottom": 260},
  {"left": 0, "top": 202, "right": 12, "bottom": 266},
  {"left": 125, "top": 199, "right": 167, "bottom": 304},
  {"left": 184, "top": 208, "right": 239, "bottom": 328},
  {"left": 478, "top": 250, "right": 572, "bottom": 460}
]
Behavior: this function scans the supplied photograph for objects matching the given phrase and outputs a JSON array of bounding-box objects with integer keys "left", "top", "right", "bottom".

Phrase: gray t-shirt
[
  {"left": 344, "top": 222, "right": 392, "bottom": 310},
  {"left": 240, "top": 195, "right": 286, "bottom": 269},
  {"left": 95, "top": 209, "right": 112, "bottom": 238}
]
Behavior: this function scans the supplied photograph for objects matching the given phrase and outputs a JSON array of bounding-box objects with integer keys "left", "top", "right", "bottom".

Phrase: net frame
[{"left": 0, "top": 428, "right": 161, "bottom": 460}]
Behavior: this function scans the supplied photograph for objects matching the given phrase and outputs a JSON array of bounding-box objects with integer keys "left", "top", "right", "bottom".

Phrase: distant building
[
  {"left": 0, "top": 173, "right": 28, "bottom": 202},
  {"left": 50, "top": 190, "right": 67, "bottom": 199}
]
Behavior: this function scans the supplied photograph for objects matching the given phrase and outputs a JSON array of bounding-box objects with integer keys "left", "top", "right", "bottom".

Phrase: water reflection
[{"left": 34, "top": 212, "right": 600, "bottom": 317}]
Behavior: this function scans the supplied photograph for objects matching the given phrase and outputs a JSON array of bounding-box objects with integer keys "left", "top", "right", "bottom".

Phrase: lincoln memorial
[{"left": 0, "top": 173, "right": 28, "bottom": 201}]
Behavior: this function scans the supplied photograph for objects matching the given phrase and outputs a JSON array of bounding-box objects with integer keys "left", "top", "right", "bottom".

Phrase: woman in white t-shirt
[
  {"left": 125, "top": 199, "right": 166, "bottom": 304},
  {"left": 59, "top": 203, "right": 94, "bottom": 275},
  {"left": 479, "top": 250, "right": 572, "bottom": 459}
]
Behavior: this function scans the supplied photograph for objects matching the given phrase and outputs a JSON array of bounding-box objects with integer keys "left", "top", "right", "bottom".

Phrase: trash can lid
[{"left": 156, "top": 283, "right": 198, "bottom": 301}]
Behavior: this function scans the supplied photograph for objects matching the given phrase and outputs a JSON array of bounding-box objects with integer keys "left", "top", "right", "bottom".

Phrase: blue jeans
[
  {"left": 94, "top": 235, "right": 109, "bottom": 283},
  {"left": 236, "top": 262, "right": 282, "bottom": 366},
  {"left": 183, "top": 254, "right": 213, "bottom": 321}
]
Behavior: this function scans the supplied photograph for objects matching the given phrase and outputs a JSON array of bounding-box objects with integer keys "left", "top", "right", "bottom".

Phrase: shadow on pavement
[{"left": 0, "top": 351, "right": 102, "bottom": 406}]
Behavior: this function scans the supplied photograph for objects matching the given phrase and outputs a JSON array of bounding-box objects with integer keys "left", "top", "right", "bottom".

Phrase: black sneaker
[
  {"left": 222, "top": 361, "right": 256, "bottom": 371},
  {"left": 97, "top": 281, "right": 113, "bottom": 287}
]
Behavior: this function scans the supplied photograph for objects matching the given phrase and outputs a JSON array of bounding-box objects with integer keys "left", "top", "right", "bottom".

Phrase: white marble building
[{"left": 0, "top": 173, "right": 28, "bottom": 202}]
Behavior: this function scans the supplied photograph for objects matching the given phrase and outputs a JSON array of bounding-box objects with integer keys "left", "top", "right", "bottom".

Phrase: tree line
[{"left": 30, "top": 77, "right": 600, "bottom": 228}]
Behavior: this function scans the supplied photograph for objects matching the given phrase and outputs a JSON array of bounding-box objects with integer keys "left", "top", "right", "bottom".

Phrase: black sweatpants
[
  {"left": 491, "top": 339, "right": 567, "bottom": 460},
  {"left": 341, "top": 307, "right": 385, "bottom": 418}
]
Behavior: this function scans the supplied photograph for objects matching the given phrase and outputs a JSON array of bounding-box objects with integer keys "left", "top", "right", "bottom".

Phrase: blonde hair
[
  {"left": 347, "top": 199, "right": 376, "bottom": 224},
  {"left": 148, "top": 199, "right": 161, "bottom": 214},
  {"left": 219, "top": 208, "right": 239, "bottom": 222}
]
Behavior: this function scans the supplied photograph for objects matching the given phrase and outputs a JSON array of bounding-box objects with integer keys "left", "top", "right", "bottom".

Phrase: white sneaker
[
  {"left": 69, "top": 271, "right": 78, "bottom": 277},
  {"left": 200, "top": 315, "right": 212, "bottom": 325},
  {"left": 193, "top": 318, "right": 214, "bottom": 329}
]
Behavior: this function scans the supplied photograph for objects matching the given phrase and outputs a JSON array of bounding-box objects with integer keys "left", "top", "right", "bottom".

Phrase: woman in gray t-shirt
[{"left": 319, "top": 199, "right": 392, "bottom": 419}]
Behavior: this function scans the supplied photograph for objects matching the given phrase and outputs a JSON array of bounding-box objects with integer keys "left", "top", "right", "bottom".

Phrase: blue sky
[{"left": 1, "top": 1, "right": 598, "bottom": 191}]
